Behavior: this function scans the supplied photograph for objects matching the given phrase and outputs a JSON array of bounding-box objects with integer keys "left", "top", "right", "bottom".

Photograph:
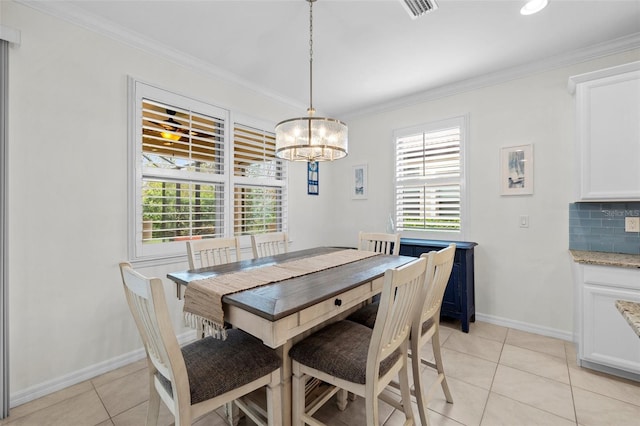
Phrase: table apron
[{"left": 225, "top": 276, "right": 384, "bottom": 348}]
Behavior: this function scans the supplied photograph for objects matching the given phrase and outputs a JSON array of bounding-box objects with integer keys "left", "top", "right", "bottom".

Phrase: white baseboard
[
  {"left": 10, "top": 330, "right": 196, "bottom": 408},
  {"left": 474, "top": 312, "right": 574, "bottom": 342}
]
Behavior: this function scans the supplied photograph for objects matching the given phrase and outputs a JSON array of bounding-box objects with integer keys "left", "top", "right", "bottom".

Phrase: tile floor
[{"left": 2, "top": 320, "right": 640, "bottom": 425}]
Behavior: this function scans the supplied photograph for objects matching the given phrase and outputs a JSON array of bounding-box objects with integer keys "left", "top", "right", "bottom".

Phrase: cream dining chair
[
  {"left": 348, "top": 244, "right": 456, "bottom": 426},
  {"left": 288, "top": 256, "right": 427, "bottom": 426},
  {"left": 358, "top": 231, "right": 400, "bottom": 255},
  {"left": 186, "top": 237, "right": 241, "bottom": 270},
  {"left": 119, "top": 262, "right": 282, "bottom": 426},
  {"left": 251, "top": 232, "right": 288, "bottom": 259},
  {"left": 174, "top": 237, "right": 241, "bottom": 301}
]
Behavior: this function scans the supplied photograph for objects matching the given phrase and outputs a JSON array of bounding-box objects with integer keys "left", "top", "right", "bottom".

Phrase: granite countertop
[
  {"left": 616, "top": 300, "right": 640, "bottom": 338},
  {"left": 569, "top": 250, "right": 640, "bottom": 269}
]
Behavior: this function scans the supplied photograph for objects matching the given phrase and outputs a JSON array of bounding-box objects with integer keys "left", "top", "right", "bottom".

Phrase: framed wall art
[
  {"left": 307, "top": 161, "right": 318, "bottom": 195},
  {"left": 352, "top": 164, "right": 368, "bottom": 199},
  {"left": 500, "top": 144, "right": 533, "bottom": 195}
]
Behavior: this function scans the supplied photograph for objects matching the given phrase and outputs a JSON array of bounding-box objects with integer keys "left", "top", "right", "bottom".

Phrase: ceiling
[{"left": 22, "top": 0, "right": 640, "bottom": 117}]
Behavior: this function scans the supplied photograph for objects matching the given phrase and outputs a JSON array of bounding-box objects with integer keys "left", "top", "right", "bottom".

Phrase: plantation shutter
[
  {"left": 395, "top": 125, "right": 461, "bottom": 231},
  {"left": 139, "top": 95, "right": 227, "bottom": 250},
  {"left": 233, "top": 124, "right": 287, "bottom": 236}
]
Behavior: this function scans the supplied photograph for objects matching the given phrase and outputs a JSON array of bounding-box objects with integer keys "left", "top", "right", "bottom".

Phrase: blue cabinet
[{"left": 399, "top": 238, "right": 477, "bottom": 333}]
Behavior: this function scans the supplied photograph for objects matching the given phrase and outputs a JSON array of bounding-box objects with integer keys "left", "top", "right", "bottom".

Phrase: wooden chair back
[
  {"left": 119, "top": 262, "right": 190, "bottom": 411},
  {"left": 367, "top": 256, "right": 427, "bottom": 385},
  {"left": 251, "top": 232, "right": 288, "bottom": 259},
  {"left": 358, "top": 231, "right": 400, "bottom": 255},
  {"left": 186, "top": 237, "right": 240, "bottom": 269},
  {"left": 417, "top": 244, "right": 456, "bottom": 330}
]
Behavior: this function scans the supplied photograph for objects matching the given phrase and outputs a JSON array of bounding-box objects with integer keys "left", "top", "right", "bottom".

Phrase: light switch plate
[{"left": 625, "top": 217, "right": 640, "bottom": 232}]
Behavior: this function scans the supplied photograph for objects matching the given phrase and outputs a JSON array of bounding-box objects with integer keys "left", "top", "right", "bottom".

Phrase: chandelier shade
[
  {"left": 275, "top": 116, "right": 348, "bottom": 162},
  {"left": 275, "top": 0, "right": 348, "bottom": 162}
]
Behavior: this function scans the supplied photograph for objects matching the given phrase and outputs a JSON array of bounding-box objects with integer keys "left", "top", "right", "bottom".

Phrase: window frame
[
  {"left": 128, "top": 78, "right": 287, "bottom": 263},
  {"left": 231, "top": 114, "right": 288, "bottom": 247},
  {"left": 392, "top": 115, "right": 468, "bottom": 241}
]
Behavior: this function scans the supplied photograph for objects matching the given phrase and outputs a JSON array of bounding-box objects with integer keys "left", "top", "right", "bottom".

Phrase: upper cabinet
[{"left": 569, "top": 62, "right": 640, "bottom": 201}]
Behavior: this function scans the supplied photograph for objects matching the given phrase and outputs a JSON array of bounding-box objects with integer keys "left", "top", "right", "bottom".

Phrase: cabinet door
[
  {"left": 441, "top": 262, "right": 461, "bottom": 315},
  {"left": 582, "top": 284, "right": 640, "bottom": 373},
  {"left": 576, "top": 68, "right": 640, "bottom": 200}
]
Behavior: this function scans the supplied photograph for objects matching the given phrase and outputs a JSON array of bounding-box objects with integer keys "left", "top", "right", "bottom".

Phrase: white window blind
[
  {"left": 395, "top": 118, "right": 464, "bottom": 233},
  {"left": 140, "top": 98, "right": 227, "bottom": 248},
  {"left": 233, "top": 124, "right": 287, "bottom": 236},
  {"left": 130, "top": 80, "right": 288, "bottom": 260}
]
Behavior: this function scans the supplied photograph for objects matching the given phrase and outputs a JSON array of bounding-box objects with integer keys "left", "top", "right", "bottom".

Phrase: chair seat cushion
[
  {"left": 157, "top": 329, "right": 280, "bottom": 405},
  {"left": 347, "top": 301, "right": 379, "bottom": 329},
  {"left": 349, "top": 303, "right": 437, "bottom": 336},
  {"left": 289, "top": 320, "right": 401, "bottom": 385}
]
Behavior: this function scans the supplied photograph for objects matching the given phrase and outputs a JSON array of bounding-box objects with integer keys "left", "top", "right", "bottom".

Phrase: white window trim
[
  {"left": 127, "top": 78, "right": 286, "bottom": 265},
  {"left": 393, "top": 114, "right": 469, "bottom": 241}
]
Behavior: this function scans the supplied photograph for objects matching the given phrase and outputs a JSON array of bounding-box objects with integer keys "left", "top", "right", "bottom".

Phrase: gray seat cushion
[
  {"left": 349, "top": 302, "right": 435, "bottom": 336},
  {"left": 157, "top": 329, "right": 280, "bottom": 404},
  {"left": 347, "top": 301, "right": 379, "bottom": 329},
  {"left": 288, "top": 320, "right": 401, "bottom": 385}
]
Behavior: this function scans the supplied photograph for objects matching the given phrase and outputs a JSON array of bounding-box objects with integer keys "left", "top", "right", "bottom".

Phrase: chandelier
[{"left": 275, "top": 0, "right": 348, "bottom": 162}]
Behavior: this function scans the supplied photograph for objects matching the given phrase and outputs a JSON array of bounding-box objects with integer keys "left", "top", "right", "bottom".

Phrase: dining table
[{"left": 167, "top": 246, "right": 415, "bottom": 426}]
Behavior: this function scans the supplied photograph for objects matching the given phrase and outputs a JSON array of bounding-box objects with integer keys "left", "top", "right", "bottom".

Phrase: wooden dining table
[{"left": 167, "top": 246, "right": 415, "bottom": 425}]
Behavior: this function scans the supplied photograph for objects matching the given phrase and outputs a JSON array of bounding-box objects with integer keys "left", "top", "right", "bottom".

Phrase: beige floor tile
[
  {"left": 573, "top": 386, "right": 640, "bottom": 426},
  {"left": 385, "top": 396, "right": 465, "bottom": 426},
  {"left": 427, "top": 376, "right": 489, "bottom": 426},
  {"left": 192, "top": 410, "right": 232, "bottom": 426},
  {"left": 437, "top": 324, "right": 455, "bottom": 345},
  {"left": 468, "top": 322, "right": 508, "bottom": 344},
  {"left": 96, "top": 420, "right": 114, "bottom": 426},
  {"left": 4, "top": 390, "right": 109, "bottom": 426},
  {"left": 481, "top": 392, "right": 576, "bottom": 426},
  {"left": 443, "top": 332, "right": 503, "bottom": 363},
  {"left": 505, "top": 329, "right": 567, "bottom": 359},
  {"left": 2, "top": 381, "right": 94, "bottom": 423},
  {"left": 438, "top": 347, "right": 497, "bottom": 390},
  {"left": 499, "top": 344, "right": 570, "bottom": 384},
  {"left": 491, "top": 365, "right": 575, "bottom": 422},
  {"left": 91, "top": 358, "right": 147, "bottom": 389},
  {"left": 569, "top": 365, "right": 640, "bottom": 407},
  {"left": 312, "top": 391, "right": 394, "bottom": 425},
  {"left": 564, "top": 341, "right": 579, "bottom": 369},
  {"left": 111, "top": 400, "right": 175, "bottom": 426},
  {"left": 95, "top": 367, "right": 149, "bottom": 417}
]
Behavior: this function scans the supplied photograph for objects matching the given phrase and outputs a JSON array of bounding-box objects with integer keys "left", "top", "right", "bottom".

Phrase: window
[
  {"left": 232, "top": 123, "right": 287, "bottom": 236},
  {"left": 394, "top": 116, "right": 466, "bottom": 238},
  {"left": 130, "top": 80, "right": 287, "bottom": 260}
]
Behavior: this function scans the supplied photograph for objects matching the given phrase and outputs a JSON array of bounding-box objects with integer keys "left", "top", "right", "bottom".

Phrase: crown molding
[
  {"left": 16, "top": 0, "right": 306, "bottom": 112},
  {"left": 343, "top": 32, "right": 640, "bottom": 120},
  {"left": 16, "top": 1, "right": 640, "bottom": 119}
]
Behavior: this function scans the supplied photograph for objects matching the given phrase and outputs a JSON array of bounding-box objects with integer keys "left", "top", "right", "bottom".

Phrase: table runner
[{"left": 183, "top": 249, "right": 380, "bottom": 339}]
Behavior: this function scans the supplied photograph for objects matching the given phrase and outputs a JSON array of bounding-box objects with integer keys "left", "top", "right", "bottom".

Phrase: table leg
[{"left": 277, "top": 340, "right": 293, "bottom": 426}]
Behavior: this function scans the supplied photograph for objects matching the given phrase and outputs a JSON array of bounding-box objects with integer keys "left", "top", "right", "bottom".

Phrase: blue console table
[{"left": 399, "top": 238, "right": 477, "bottom": 333}]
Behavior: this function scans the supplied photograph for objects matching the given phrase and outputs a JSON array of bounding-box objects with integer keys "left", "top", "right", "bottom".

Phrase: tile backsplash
[{"left": 569, "top": 202, "right": 640, "bottom": 254}]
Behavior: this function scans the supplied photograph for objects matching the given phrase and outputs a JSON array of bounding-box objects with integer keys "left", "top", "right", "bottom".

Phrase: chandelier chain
[{"left": 308, "top": 0, "right": 314, "bottom": 114}]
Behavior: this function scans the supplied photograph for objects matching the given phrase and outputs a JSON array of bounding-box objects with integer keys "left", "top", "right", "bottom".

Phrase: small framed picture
[
  {"left": 500, "top": 144, "right": 533, "bottom": 195},
  {"left": 352, "top": 164, "right": 367, "bottom": 199},
  {"left": 307, "top": 161, "right": 319, "bottom": 195}
]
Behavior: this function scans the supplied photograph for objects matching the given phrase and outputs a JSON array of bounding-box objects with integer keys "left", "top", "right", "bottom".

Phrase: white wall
[
  {"left": 323, "top": 50, "right": 640, "bottom": 338},
  {"left": 2, "top": 1, "right": 310, "bottom": 405},
  {"left": 4, "top": 0, "right": 640, "bottom": 407}
]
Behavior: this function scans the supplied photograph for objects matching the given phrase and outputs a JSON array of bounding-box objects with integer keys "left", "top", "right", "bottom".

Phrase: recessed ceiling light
[{"left": 521, "top": 0, "right": 548, "bottom": 15}]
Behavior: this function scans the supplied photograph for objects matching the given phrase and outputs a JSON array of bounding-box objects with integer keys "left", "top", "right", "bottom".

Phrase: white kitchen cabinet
[
  {"left": 569, "top": 61, "right": 640, "bottom": 201},
  {"left": 575, "top": 263, "right": 640, "bottom": 378}
]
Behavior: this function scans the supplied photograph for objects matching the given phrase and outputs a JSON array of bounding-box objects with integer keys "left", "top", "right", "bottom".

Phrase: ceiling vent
[{"left": 400, "top": 0, "right": 439, "bottom": 19}]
